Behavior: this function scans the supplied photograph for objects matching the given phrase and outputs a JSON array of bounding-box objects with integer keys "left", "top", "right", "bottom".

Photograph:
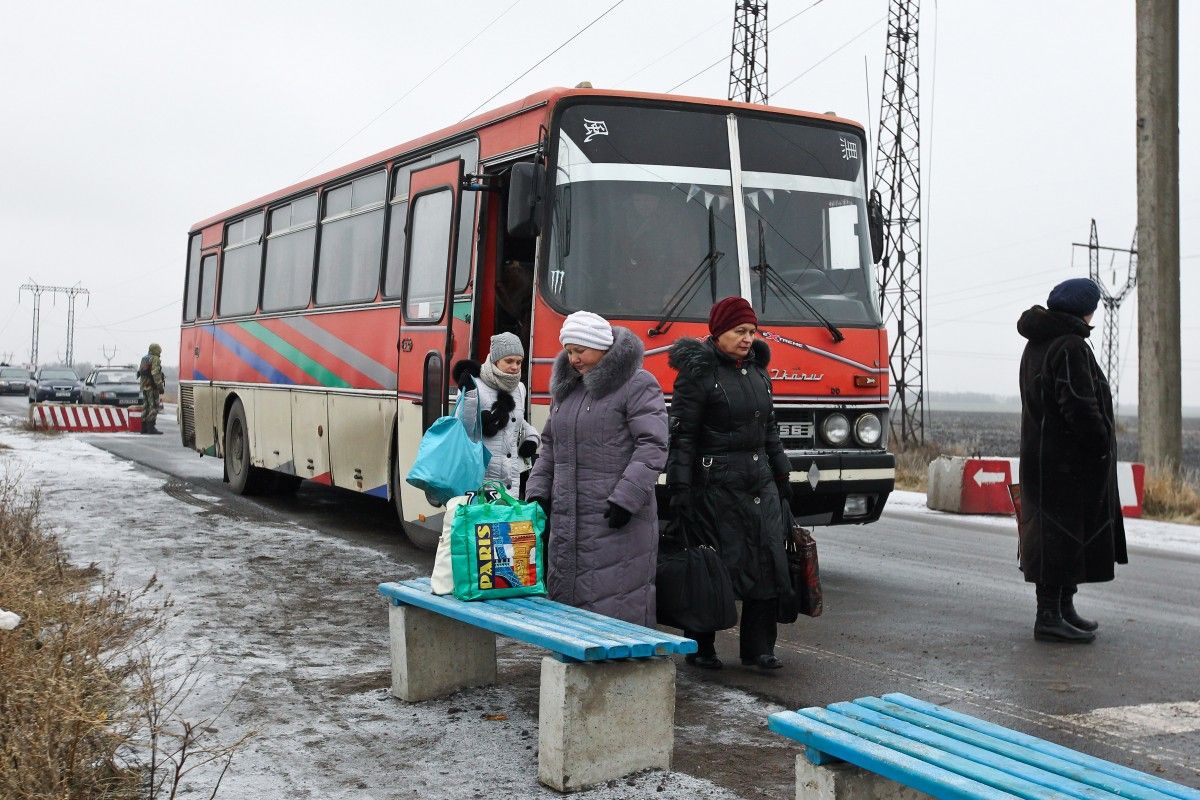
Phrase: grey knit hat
[{"left": 489, "top": 332, "right": 524, "bottom": 363}]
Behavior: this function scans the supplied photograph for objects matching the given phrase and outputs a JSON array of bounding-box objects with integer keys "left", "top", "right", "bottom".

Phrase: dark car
[
  {"left": 28, "top": 367, "right": 83, "bottom": 404},
  {"left": 80, "top": 367, "right": 142, "bottom": 406},
  {"left": 0, "top": 366, "right": 31, "bottom": 394}
]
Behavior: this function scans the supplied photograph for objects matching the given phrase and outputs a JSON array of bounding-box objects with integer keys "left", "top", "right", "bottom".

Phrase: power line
[
  {"left": 298, "top": 0, "right": 523, "bottom": 181},
  {"left": 773, "top": 16, "right": 886, "bottom": 97},
  {"left": 619, "top": 15, "right": 727, "bottom": 85},
  {"left": 460, "top": 0, "right": 627, "bottom": 122}
]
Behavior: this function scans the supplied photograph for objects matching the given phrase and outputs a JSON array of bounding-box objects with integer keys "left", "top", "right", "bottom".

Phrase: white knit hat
[{"left": 559, "top": 310, "right": 614, "bottom": 350}]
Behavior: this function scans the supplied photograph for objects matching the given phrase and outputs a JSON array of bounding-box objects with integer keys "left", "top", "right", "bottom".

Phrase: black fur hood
[
  {"left": 667, "top": 336, "right": 771, "bottom": 377},
  {"left": 550, "top": 326, "right": 644, "bottom": 401}
]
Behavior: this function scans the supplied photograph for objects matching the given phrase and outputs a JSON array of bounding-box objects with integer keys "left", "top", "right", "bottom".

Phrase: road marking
[{"left": 1056, "top": 701, "right": 1200, "bottom": 737}]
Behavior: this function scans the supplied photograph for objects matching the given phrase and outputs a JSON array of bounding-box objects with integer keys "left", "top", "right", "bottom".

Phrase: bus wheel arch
[{"left": 224, "top": 396, "right": 270, "bottom": 495}]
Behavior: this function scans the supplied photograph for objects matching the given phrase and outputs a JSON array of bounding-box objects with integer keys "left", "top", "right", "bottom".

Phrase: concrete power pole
[{"left": 1135, "top": 0, "right": 1181, "bottom": 471}]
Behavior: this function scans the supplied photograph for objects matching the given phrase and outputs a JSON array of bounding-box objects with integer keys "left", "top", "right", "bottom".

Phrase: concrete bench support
[
  {"left": 795, "top": 755, "right": 928, "bottom": 800},
  {"left": 388, "top": 604, "right": 496, "bottom": 702},
  {"left": 538, "top": 655, "right": 675, "bottom": 792}
]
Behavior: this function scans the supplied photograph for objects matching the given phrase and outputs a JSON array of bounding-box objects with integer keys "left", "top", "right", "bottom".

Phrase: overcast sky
[{"left": 0, "top": 1, "right": 1194, "bottom": 407}]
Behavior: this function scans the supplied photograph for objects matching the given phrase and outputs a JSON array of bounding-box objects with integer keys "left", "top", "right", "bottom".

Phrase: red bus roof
[{"left": 189, "top": 87, "right": 866, "bottom": 234}]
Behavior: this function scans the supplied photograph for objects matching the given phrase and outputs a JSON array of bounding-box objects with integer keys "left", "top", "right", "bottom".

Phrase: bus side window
[
  {"left": 219, "top": 213, "right": 263, "bottom": 317},
  {"left": 183, "top": 235, "right": 201, "bottom": 321},
  {"left": 382, "top": 199, "right": 408, "bottom": 298},
  {"left": 263, "top": 193, "right": 318, "bottom": 312},
  {"left": 404, "top": 189, "right": 454, "bottom": 322},
  {"left": 198, "top": 255, "right": 217, "bottom": 319},
  {"left": 316, "top": 171, "right": 386, "bottom": 306}
]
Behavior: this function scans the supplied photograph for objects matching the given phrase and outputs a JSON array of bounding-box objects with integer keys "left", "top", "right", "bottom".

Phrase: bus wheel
[
  {"left": 225, "top": 399, "right": 269, "bottom": 495},
  {"left": 390, "top": 446, "right": 440, "bottom": 551}
]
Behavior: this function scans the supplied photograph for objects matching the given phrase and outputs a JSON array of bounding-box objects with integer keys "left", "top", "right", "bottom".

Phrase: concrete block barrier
[
  {"left": 30, "top": 403, "right": 130, "bottom": 433},
  {"left": 926, "top": 456, "right": 1144, "bottom": 517}
]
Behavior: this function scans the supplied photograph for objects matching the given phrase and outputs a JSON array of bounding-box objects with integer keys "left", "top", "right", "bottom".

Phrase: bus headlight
[
  {"left": 821, "top": 413, "right": 850, "bottom": 445},
  {"left": 854, "top": 413, "right": 882, "bottom": 446}
]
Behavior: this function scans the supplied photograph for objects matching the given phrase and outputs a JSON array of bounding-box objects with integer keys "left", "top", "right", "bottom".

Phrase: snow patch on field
[{"left": 0, "top": 427, "right": 759, "bottom": 799}]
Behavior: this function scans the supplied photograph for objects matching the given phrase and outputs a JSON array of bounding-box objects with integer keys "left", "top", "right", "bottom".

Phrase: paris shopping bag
[
  {"left": 655, "top": 515, "right": 738, "bottom": 632},
  {"left": 777, "top": 508, "right": 823, "bottom": 622},
  {"left": 450, "top": 482, "right": 547, "bottom": 600},
  {"left": 406, "top": 393, "right": 492, "bottom": 506}
]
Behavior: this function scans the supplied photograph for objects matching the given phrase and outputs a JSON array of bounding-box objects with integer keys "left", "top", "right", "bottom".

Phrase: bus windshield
[{"left": 544, "top": 103, "right": 880, "bottom": 326}]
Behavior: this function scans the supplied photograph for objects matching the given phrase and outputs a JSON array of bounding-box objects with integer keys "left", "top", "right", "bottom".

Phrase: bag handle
[{"left": 465, "top": 480, "right": 524, "bottom": 508}]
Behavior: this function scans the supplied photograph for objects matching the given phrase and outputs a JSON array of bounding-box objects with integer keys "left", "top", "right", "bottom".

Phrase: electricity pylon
[
  {"left": 729, "top": 1, "right": 768, "bottom": 104},
  {"left": 1073, "top": 220, "right": 1137, "bottom": 413}
]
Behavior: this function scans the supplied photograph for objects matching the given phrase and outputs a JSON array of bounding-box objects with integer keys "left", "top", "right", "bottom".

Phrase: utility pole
[
  {"left": 18, "top": 281, "right": 90, "bottom": 368},
  {"left": 728, "top": 1, "right": 768, "bottom": 104},
  {"left": 1072, "top": 220, "right": 1137, "bottom": 414},
  {"left": 1136, "top": 0, "right": 1181, "bottom": 471},
  {"left": 873, "top": 0, "right": 924, "bottom": 445}
]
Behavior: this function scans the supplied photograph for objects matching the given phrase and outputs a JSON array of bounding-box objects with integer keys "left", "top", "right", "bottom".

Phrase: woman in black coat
[
  {"left": 666, "top": 297, "right": 793, "bottom": 670},
  {"left": 1017, "top": 278, "right": 1127, "bottom": 644}
]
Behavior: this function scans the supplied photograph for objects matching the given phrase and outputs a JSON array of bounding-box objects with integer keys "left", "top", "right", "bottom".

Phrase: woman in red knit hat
[{"left": 664, "top": 296, "right": 794, "bottom": 670}]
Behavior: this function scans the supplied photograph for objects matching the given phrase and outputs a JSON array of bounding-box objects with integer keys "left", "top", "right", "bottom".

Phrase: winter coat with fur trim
[
  {"left": 1017, "top": 305, "right": 1127, "bottom": 585},
  {"left": 666, "top": 336, "right": 791, "bottom": 604},
  {"left": 458, "top": 380, "right": 539, "bottom": 495},
  {"left": 525, "top": 326, "right": 668, "bottom": 626}
]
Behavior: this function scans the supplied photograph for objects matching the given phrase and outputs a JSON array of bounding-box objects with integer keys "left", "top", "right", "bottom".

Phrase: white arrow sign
[{"left": 973, "top": 468, "right": 1007, "bottom": 487}]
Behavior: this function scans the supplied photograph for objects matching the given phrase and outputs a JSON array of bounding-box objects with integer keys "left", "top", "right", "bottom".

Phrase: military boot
[{"left": 1060, "top": 585, "right": 1098, "bottom": 632}]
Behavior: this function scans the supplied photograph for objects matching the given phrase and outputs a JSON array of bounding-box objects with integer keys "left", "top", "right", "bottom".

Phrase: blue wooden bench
[
  {"left": 769, "top": 693, "right": 1200, "bottom": 800},
  {"left": 377, "top": 577, "right": 695, "bottom": 792}
]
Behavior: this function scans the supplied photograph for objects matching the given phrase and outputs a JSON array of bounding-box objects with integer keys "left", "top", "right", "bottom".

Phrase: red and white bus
[{"left": 178, "top": 87, "right": 895, "bottom": 549}]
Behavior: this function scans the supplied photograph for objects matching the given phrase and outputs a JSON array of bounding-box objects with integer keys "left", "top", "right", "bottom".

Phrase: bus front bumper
[{"left": 786, "top": 451, "right": 895, "bottom": 526}]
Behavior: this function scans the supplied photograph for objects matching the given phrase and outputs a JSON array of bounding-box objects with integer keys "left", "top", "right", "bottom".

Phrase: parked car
[
  {"left": 80, "top": 367, "right": 142, "bottom": 406},
  {"left": 0, "top": 366, "right": 31, "bottom": 394},
  {"left": 28, "top": 367, "right": 83, "bottom": 403}
]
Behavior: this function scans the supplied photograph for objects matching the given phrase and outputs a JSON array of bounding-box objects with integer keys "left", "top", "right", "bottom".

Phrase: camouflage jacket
[{"left": 140, "top": 352, "right": 165, "bottom": 393}]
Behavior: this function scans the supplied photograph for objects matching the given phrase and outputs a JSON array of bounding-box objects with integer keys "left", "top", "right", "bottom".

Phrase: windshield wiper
[
  {"left": 648, "top": 204, "right": 725, "bottom": 337},
  {"left": 751, "top": 220, "right": 844, "bottom": 343}
]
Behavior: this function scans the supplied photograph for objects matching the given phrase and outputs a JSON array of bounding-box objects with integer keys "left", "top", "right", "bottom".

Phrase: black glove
[
  {"left": 604, "top": 502, "right": 633, "bottom": 529},
  {"left": 528, "top": 496, "right": 551, "bottom": 516},
  {"left": 451, "top": 359, "right": 481, "bottom": 389},
  {"left": 775, "top": 476, "right": 793, "bottom": 501},
  {"left": 517, "top": 439, "right": 537, "bottom": 459},
  {"left": 482, "top": 392, "right": 516, "bottom": 437}
]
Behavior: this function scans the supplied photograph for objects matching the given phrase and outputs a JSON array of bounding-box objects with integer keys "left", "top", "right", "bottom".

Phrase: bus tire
[
  {"left": 390, "top": 441, "right": 439, "bottom": 551},
  {"left": 224, "top": 399, "right": 269, "bottom": 495}
]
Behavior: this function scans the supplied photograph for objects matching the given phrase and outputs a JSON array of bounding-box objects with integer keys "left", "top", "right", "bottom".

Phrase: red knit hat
[{"left": 708, "top": 296, "right": 758, "bottom": 337}]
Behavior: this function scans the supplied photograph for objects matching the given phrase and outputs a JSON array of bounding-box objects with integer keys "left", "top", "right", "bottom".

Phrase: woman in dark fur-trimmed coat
[
  {"left": 666, "top": 296, "right": 793, "bottom": 671},
  {"left": 525, "top": 311, "right": 668, "bottom": 627}
]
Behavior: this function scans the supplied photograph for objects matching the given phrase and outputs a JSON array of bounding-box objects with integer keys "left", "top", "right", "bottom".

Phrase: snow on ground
[
  {"left": 0, "top": 426, "right": 760, "bottom": 799},
  {"left": 887, "top": 489, "right": 1200, "bottom": 557}
]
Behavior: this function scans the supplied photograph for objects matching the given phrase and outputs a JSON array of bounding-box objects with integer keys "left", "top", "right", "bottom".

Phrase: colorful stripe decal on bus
[
  {"left": 276, "top": 316, "right": 397, "bottom": 390},
  {"left": 240, "top": 321, "right": 352, "bottom": 389},
  {"left": 210, "top": 327, "right": 292, "bottom": 385}
]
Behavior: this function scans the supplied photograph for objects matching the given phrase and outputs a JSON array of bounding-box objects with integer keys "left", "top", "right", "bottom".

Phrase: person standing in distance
[
  {"left": 138, "top": 342, "right": 166, "bottom": 435},
  {"left": 1016, "top": 278, "right": 1127, "bottom": 643}
]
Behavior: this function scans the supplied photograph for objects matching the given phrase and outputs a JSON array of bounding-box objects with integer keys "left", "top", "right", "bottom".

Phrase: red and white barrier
[
  {"left": 30, "top": 403, "right": 131, "bottom": 432},
  {"left": 927, "top": 456, "right": 1144, "bottom": 518}
]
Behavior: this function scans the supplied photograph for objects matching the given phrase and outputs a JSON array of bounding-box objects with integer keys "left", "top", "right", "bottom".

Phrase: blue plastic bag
[{"left": 406, "top": 394, "right": 492, "bottom": 506}]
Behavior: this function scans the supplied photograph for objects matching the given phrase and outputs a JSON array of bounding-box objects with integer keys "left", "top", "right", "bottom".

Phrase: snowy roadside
[
  {"left": 886, "top": 490, "right": 1200, "bottom": 557},
  {"left": 0, "top": 426, "right": 785, "bottom": 799}
]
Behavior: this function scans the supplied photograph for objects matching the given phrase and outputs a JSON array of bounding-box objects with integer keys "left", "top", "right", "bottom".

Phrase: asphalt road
[{"left": 5, "top": 393, "right": 1198, "bottom": 787}]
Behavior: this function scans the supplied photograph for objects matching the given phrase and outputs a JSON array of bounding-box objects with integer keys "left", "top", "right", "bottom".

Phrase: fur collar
[
  {"left": 667, "top": 336, "right": 771, "bottom": 377},
  {"left": 550, "top": 326, "right": 644, "bottom": 401}
]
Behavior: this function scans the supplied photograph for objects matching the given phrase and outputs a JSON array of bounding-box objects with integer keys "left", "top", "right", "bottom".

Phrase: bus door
[{"left": 399, "top": 158, "right": 465, "bottom": 431}]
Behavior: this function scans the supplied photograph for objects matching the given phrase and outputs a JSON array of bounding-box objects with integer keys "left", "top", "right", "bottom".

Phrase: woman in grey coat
[{"left": 525, "top": 311, "right": 668, "bottom": 626}]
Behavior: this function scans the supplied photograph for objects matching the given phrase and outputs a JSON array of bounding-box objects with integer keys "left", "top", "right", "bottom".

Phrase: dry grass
[
  {"left": 1142, "top": 467, "right": 1200, "bottom": 525},
  {"left": 891, "top": 438, "right": 971, "bottom": 492},
  {"left": 0, "top": 475, "right": 251, "bottom": 798}
]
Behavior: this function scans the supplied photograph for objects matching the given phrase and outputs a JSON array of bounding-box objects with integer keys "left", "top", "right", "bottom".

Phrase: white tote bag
[{"left": 431, "top": 495, "right": 467, "bottom": 595}]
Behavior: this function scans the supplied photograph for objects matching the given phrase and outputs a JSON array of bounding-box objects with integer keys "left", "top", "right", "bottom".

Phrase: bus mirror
[
  {"left": 867, "top": 190, "right": 885, "bottom": 264},
  {"left": 507, "top": 162, "right": 544, "bottom": 239}
]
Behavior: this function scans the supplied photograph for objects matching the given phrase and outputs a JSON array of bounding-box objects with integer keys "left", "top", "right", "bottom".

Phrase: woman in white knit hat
[
  {"left": 525, "top": 311, "right": 668, "bottom": 626},
  {"left": 452, "top": 332, "right": 540, "bottom": 495}
]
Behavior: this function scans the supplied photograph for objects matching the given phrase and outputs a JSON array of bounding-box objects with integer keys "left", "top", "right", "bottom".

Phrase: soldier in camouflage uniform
[{"left": 139, "top": 342, "right": 166, "bottom": 435}]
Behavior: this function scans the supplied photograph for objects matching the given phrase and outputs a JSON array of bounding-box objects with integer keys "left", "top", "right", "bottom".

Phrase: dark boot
[
  {"left": 684, "top": 632, "right": 722, "bottom": 670},
  {"left": 1034, "top": 583, "right": 1094, "bottom": 643},
  {"left": 1060, "top": 585, "right": 1098, "bottom": 632},
  {"left": 144, "top": 422, "right": 163, "bottom": 435}
]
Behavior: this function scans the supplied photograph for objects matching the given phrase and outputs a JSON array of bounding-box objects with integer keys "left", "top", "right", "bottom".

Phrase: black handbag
[
  {"left": 777, "top": 509, "right": 823, "bottom": 623},
  {"left": 655, "top": 517, "right": 738, "bottom": 632}
]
